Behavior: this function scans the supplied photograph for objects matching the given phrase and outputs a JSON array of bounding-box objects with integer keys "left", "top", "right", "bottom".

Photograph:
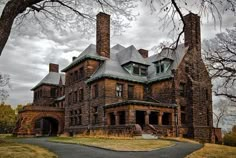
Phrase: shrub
[{"left": 223, "top": 132, "right": 236, "bottom": 147}]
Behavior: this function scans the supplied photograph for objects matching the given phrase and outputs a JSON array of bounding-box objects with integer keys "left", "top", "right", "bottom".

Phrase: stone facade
[{"left": 15, "top": 12, "right": 219, "bottom": 142}]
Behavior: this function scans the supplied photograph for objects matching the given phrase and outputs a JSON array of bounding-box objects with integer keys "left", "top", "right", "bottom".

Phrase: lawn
[
  {"left": 50, "top": 137, "right": 174, "bottom": 151},
  {"left": 186, "top": 143, "right": 236, "bottom": 158},
  {"left": 0, "top": 134, "right": 57, "bottom": 158}
]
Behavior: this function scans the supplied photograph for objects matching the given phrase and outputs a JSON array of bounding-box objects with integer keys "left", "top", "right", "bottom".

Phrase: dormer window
[
  {"left": 156, "top": 60, "right": 171, "bottom": 74},
  {"left": 124, "top": 63, "right": 147, "bottom": 76}
]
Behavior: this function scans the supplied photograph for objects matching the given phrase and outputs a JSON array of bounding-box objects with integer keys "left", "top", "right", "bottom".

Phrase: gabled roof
[
  {"left": 147, "top": 44, "right": 188, "bottom": 83},
  {"left": 117, "top": 45, "right": 149, "bottom": 66},
  {"left": 62, "top": 44, "right": 107, "bottom": 72},
  {"left": 31, "top": 72, "right": 65, "bottom": 90}
]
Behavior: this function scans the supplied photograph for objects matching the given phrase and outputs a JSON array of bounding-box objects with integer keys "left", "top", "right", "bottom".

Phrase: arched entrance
[{"left": 35, "top": 117, "right": 59, "bottom": 136}]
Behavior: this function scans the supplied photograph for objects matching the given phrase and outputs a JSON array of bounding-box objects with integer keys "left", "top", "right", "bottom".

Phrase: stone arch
[{"left": 31, "top": 113, "right": 64, "bottom": 135}]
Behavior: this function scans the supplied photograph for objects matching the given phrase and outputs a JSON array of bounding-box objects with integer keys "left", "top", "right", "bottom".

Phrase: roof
[
  {"left": 31, "top": 72, "right": 65, "bottom": 90},
  {"left": 117, "top": 45, "right": 149, "bottom": 66},
  {"left": 146, "top": 44, "right": 187, "bottom": 83},
  {"left": 62, "top": 44, "right": 107, "bottom": 72},
  {"left": 104, "top": 100, "right": 177, "bottom": 109}
]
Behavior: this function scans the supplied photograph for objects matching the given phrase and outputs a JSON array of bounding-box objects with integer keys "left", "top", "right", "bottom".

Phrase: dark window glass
[
  {"left": 179, "top": 83, "right": 186, "bottom": 97},
  {"left": 133, "top": 66, "right": 140, "bottom": 75},
  {"left": 74, "top": 91, "right": 77, "bottom": 103},
  {"left": 128, "top": 85, "right": 134, "bottom": 99},
  {"left": 79, "top": 67, "right": 84, "bottom": 79},
  {"left": 94, "top": 84, "right": 98, "bottom": 98},
  {"left": 160, "top": 64, "right": 164, "bottom": 72},
  {"left": 74, "top": 71, "right": 78, "bottom": 81},
  {"left": 141, "top": 68, "right": 147, "bottom": 76},
  {"left": 116, "top": 84, "right": 123, "bottom": 97},
  {"left": 51, "top": 88, "right": 56, "bottom": 97},
  {"left": 79, "top": 88, "right": 84, "bottom": 101},
  {"left": 181, "top": 113, "right": 186, "bottom": 124}
]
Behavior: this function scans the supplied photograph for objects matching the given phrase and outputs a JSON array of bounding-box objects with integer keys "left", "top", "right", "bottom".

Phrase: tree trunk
[{"left": 0, "top": 0, "right": 43, "bottom": 56}]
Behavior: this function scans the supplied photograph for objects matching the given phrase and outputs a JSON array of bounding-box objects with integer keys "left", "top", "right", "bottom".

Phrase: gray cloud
[{"left": 0, "top": 1, "right": 235, "bottom": 108}]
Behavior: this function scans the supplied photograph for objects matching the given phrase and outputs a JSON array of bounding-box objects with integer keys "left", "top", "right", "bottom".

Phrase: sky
[{"left": 0, "top": 1, "right": 235, "bottom": 108}]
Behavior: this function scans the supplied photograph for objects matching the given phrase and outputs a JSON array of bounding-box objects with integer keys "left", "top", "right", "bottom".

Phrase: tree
[
  {"left": 0, "top": 73, "right": 10, "bottom": 103},
  {"left": 0, "top": 0, "right": 137, "bottom": 56},
  {"left": 0, "top": 0, "right": 236, "bottom": 55},
  {"left": 0, "top": 103, "right": 16, "bottom": 133},
  {"left": 204, "top": 25, "right": 236, "bottom": 102}
]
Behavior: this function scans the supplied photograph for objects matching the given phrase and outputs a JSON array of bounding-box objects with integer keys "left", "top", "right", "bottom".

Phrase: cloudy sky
[{"left": 0, "top": 1, "right": 235, "bottom": 107}]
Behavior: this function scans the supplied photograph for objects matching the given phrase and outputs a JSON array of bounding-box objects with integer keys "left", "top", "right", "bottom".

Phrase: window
[
  {"left": 181, "top": 113, "right": 186, "bottom": 124},
  {"left": 73, "top": 91, "right": 77, "bottom": 103},
  {"left": 79, "top": 88, "right": 84, "bottom": 101},
  {"left": 94, "top": 114, "right": 98, "bottom": 125},
  {"left": 128, "top": 85, "right": 134, "bottom": 99},
  {"left": 133, "top": 65, "right": 140, "bottom": 75},
  {"left": 179, "top": 83, "right": 186, "bottom": 97},
  {"left": 156, "top": 60, "right": 171, "bottom": 74},
  {"left": 78, "top": 116, "right": 82, "bottom": 125},
  {"left": 74, "top": 71, "right": 78, "bottom": 81},
  {"left": 70, "top": 73, "right": 73, "bottom": 83},
  {"left": 141, "top": 68, "right": 147, "bottom": 76},
  {"left": 94, "top": 84, "right": 99, "bottom": 98},
  {"left": 94, "top": 106, "right": 98, "bottom": 113},
  {"left": 68, "top": 93, "right": 72, "bottom": 105},
  {"left": 116, "top": 84, "right": 123, "bottom": 97},
  {"left": 79, "top": 67, "right": 84, "bottom": 79}
]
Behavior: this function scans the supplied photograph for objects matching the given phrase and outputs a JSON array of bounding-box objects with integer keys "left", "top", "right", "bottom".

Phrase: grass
[
  {"left": 49, "top": 136, "right": 174, "bottom": 151},
  {"left": 186, "top": 143, "right": 236, "bottom": 158},
  {"left": 0, "top": 135, "right": 57, "bottom": 158},
  {"left": 163, "top": 137, "right": 200, "bottom": 144}
]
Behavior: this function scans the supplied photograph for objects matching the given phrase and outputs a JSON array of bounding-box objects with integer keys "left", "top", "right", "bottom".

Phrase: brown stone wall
[
  {"left": 150, "top": 79, "right": 174, "bottom": 104},
  {"left": 104, "top": 79, "right": 144, "bottom": 104}
]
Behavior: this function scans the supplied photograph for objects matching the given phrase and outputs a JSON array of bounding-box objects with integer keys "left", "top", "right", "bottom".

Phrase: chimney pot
[
  {"left": 49, "top": 63, "right": 59, "bottom": 73},
  {"left": 138, "top": 49, "right": 149, "bottom": 58},
  {"left": 72, "top": 56, "right": 77, "bottom": 61}
]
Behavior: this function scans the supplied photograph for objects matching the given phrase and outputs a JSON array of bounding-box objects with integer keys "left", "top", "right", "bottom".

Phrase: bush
[{"left": 223, "top": 132, "right": 236, "bottom": 147}]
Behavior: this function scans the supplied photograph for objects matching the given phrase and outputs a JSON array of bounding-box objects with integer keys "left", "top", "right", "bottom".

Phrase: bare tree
[
  {"left": 0, "top": 73, "right": 10, "bottom": 103},
  {"left": 0, "top": 0, "right": 235, "bottom": 56},
  {"left": 145, "top": 0, "right": 236, "bottom": 49},
  {"left": 0, "top": 0, "right": 138, "bottom": 55},
  {"left": 204, "top": 25, "right": 236, "bottom": 102}
]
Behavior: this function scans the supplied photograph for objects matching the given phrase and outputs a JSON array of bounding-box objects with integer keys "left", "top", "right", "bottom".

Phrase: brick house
[{"left": 15, "top": 12, "right": 217, "bottom": 142}]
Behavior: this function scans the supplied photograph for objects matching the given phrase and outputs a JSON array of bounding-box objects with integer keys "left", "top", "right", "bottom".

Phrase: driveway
[{"left": 15, "top": 137, "right": 202, "bottom": 158}]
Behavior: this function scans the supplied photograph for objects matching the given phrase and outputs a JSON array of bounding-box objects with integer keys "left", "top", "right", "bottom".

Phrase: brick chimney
[
  {"left": 138, "top": 49, "right": 148, "bottom": 58},
  {"left": 183, "top": 13, "right": 201, "bottom": 51},
  {"left": 49, "top": 63, "right": 59, "bottom": 73},
  {"left": 96, "top": 12, "right": 110, "bottom": 58}
]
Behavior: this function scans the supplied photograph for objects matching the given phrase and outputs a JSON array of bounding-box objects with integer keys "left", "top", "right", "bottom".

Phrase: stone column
[
  {"left": 158, "top": 112, "right": 163, "bottom": 125},
  {"left": 114, "top": 112, "right": 119, "bottom": 125},
  {"left": 145, "top": 111, "right": 150, "bottom": 125},
  {"left": 171, "top": 112, "right": 175, "bottom": 125},
  {"left": 128, "top": 110, "right": 135, "bottom": 124}
]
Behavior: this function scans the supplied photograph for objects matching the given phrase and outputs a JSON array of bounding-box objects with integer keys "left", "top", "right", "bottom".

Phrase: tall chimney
[
  {"left": 183, "top": 13, "right": 201, "bottom": 51},
  {"left": 96, "top": 12, "right": 110, "bottom": 58},
  {"left": 49, "top": 63, "right": 59, "bottom": 73},
  {"left": 138, "top": 49, "right": 149, "bottom": 58}
]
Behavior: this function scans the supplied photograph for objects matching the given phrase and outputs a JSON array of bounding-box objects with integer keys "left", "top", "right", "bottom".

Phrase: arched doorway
[{"left": 34, "top": 117, "right": 59, "bottom": 136}]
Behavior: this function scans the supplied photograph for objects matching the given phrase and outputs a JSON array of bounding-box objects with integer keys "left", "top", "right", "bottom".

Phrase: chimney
[
  {"left": 183, "top": 13, "right": 201, "bottom": 51},
  {"left": 49, "top": 63, "right": 59, "bottom": 73},
  {"left": 138, "top": 49, "right": 149, "bottom": 58},
  {"left": 72, "top": 56, "right": 77, "bottom": 61},
  {"left": 96, "top": 12, "right": 110, "bottom": 58}
]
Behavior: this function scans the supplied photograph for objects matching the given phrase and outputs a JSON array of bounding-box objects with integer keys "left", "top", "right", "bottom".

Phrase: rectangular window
[
  {"left": 179, "top": 83, "right": 186, "bottom": 97},
  {"left": 74, "top": 91, "right": 77, "bottom": 103},
  {"left": 94, "top": 84, "right": 98, "bottom": 98},
  {"left": 70, "top": 73, "right": 73, "bottom": 83},
  {"left": 133, "top": 66, "right": 140, "bottom": 75},
  {"left": 78, "top": 116, "right": 82, "bottom": 125},
  {"left": 94, "top": 114, "right": 98, "bottom": 125},
  {"left": 74, "top": 71, "right": 78, "bottom": 81},
  {"left": 116, "top": 84, "right": 123, "bottom": 97},
  {"left": 181, "top": 113, "right": 186, "bottom": 124},
  {"left": 141, "top": 68, "right": 147, "bottom": 76},
  {"left": 50, "top": 88, "right": 56, "bottom": 97},
  {"left": 79, "top": 88, "right": 84, "bottom": 101},
  {"left": 128, "top": 85, "right": 134, "bottom": 99},
  {"left": 68, "top": 93, "right": 72, "bottom": 105},
  {"left": 156, "top": 65, "right": 160, "bottom": 73},
  {"left": 160, "top": 64, "right": 164, "bottom": 72},
  {"left": 79, "top": 67, "right": 84, "bottom": 80},
  {"left": 206, "top": 89, "right": 209, "bottom": 100}
]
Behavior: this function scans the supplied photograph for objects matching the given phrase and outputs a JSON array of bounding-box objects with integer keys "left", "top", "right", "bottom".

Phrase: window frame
[{"left": 116, "top": 83, "right": 123, "bottom": 97}]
